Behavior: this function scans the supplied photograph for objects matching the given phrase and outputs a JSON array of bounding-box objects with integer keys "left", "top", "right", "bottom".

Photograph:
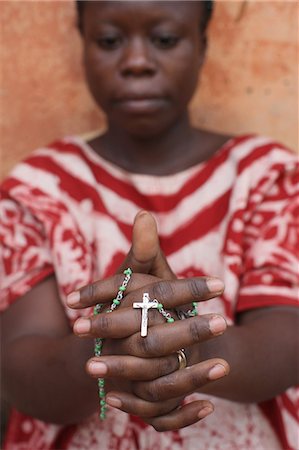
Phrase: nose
[{"left": 119, "top": 37, "right": 156, "bottom": 77}]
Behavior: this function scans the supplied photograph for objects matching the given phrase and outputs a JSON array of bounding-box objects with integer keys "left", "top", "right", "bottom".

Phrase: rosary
[{"left": 93, "top": 268, "right": 197, "bottom": 420}]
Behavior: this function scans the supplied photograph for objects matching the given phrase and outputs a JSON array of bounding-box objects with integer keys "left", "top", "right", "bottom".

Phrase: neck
[{"left": 96, "top": 113, "right": 199, "bottom": 175}]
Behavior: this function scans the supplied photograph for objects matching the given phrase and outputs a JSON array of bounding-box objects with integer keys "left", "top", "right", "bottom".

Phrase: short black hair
[{"left": 76, "top": 1, "right": 214, "bottom": 34}]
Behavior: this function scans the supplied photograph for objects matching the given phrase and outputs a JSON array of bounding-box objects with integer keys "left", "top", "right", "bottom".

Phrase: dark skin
[
  {"left": 1, "top": 1, "right": 298, "bottom": 433},
  {"left": 82, "top": 1, "right": 230, "bottom": 174},
  {"left": 70, "top": 213, "right": 298, "bottom": 429}
]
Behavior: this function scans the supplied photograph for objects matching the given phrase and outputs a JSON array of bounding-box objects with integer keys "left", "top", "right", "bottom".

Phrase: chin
[{"left": 112, "top": 114, "right": 178, "bottom": 139}]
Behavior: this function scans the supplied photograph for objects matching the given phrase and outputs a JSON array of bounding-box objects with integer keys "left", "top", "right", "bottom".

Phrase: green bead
[
  {"left": 119, "top": 286, "right": 126, "bottom": 291},
  {"left": 157, "top": 303, "right": 163, "bottom": 310},
  {"left": 99, "top": 391, "right": 105, "bottom": 398},
  {"left": 124, "top": 268, "right": 132, "bottom": 275},
  {"left": 192, "top": 302, "right": 197, "bottom": 307},
  {"left": 100, "top": 412, "right": 106, "bottom": 420},
  {"left": 192, "top": 309, "right": 198, "bottom": 316},
  {"left": 100, "top": 399, "right": 106, "bottom": 406},
  {"left": 113, "top": 299, "right": 120, "bottom": 305},
  {"left": 98, "top": 379, "right": 105, "bottom": 387},
  {"left": 167, "top": 317, "right": 175, "bottom": 323}
]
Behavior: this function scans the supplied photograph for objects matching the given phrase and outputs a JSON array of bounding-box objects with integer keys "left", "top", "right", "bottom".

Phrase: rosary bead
[
  {"left": 94, "top": 268, "right": 132, "bottom": 421},
  {"left": 167, "top": 317, "right": 175, "bottom": 323}
]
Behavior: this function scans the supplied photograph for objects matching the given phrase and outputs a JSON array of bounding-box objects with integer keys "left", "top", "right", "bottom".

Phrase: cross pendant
[{"left": 133, "top": 293, "right": 158, "bottom": 337}]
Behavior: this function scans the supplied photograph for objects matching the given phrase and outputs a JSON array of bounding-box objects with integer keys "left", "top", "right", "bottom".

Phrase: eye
[
  {"left": 151, "top": 35, "right": 179, "bottom": 49},
  {"left": 97, "top": 35, "right": 123, "bottom": 50}
]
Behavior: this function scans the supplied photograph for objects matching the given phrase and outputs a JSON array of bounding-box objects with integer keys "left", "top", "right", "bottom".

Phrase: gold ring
[{"left": 176, "top": 349, "right": 187, "bottom": 370}]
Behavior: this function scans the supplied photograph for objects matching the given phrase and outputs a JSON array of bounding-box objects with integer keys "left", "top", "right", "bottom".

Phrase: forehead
[{"left": 83, "top": 1, "right": 202, "bottom": 29}]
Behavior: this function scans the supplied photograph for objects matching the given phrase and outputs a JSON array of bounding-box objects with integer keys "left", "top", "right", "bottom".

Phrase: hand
[{"left": 67, "top": 211, "right": 229, "bottom": 430}]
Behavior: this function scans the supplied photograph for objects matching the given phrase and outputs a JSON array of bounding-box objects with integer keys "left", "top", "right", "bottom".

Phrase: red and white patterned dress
[{"left": 1, "top": 134, "right": 298, "bottom": 450}]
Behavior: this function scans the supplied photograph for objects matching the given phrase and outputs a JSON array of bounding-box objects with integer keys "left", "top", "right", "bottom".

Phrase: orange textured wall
[{"left": 1, "top": 0, "right": 298, "bottom": 179}]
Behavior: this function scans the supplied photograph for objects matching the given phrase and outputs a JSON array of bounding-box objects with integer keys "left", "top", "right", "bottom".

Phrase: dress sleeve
[
  {"left": 0, "top": 190, "right": 54, "bottom": 311},
  {"left": 237, "top": 162, "right": 298, "bottom": 312}
]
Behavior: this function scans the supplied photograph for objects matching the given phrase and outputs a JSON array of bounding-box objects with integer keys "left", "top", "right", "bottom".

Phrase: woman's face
[{"left": 81, "top": 1, "right": 206, "bottom": 137}]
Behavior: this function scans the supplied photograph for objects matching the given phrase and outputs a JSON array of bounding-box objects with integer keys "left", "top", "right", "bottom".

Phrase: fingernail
[
  {"left": 73, "top": 318, "right": 91, "bottom": 335},
  {"left": 106, "top": 396, "right": 122, "bottom": 408},
  {"left": 198, "top": 406, "right": 214, "bottom": 419},
  {"left": 209, "top": 315, "right": 227, "bottom": 335},
  {"left": 67, "top": 291, "right": 80, "bottom": 306},
  {"left": 88, "top": 361, "right": 107, "bottom": 376},
  {"left": 206, "top": 278, "right": 224, "bottom": 293},
  {"left": 208, "top": 363, "right": 228, "bottom": 380}
]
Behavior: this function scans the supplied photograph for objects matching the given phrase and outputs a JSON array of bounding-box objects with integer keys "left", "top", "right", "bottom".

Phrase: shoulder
[
  {"left": 1, "top": 136, "right": 92, "bottom": 199},
  {"left": 0, "top": 136, "right": 96, "bottom": 224},
  {"left": 222, "top": 134, "right": 297, "bottom": 190},
  {"left": 226, "top": 134, "right": 297, "bottom": 167},
  {"left": 222, "top": 136, "right": 298, "bottom": 224},
  {"left": 5, "top": 136, "right": 90, "bottom": 180}
]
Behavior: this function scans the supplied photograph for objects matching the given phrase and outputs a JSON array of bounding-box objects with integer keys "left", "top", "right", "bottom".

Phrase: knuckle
[
  {"left": 156, "top": 356, "right": 176, "bottom": 377},
  {"left": 188, "top": 279, "right": 207, "bottom": 299},
  {"left": 86, "top": 282, "right": 97, "bottom": 302},
  {"left": 188, "top": 367, "right": 207, "bottom": 389},
  {"left": 156, "top": 375, "right": 176, "bottom": 398},
  {"left": 135, "top": 381, "right": 160, "bottom": 402},
  {"left": 188, "top": 318, "right": 210, "bottom": 343},
  {"left": 152, "top": 281, "right": 174, "bottom": 302},
  {"left": 95, "top": 314, "right": 111, "bottom": 333},
  {"left": 113, "top": 359, "right": 126, "bottom": 376},
  {"left": 137, "top": 333, "right": 159, "bottom": 356}
]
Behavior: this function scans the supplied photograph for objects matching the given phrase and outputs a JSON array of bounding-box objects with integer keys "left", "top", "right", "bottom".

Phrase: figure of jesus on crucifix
[{"left": 133, "top": 293, "right": 159, "bottom": 337}]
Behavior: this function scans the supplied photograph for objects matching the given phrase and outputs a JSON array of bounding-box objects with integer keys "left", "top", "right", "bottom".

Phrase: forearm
[
  {"left": 2, "top": 334, "right": 97, "bottom": 424},
  {"left": 197, "top": 308, "right": 298, "bottom": 402}
]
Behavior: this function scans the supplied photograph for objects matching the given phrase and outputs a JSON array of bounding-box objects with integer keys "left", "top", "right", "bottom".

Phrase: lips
[{"left": 114, "top": 95, "right": 167, "bottom": 114}]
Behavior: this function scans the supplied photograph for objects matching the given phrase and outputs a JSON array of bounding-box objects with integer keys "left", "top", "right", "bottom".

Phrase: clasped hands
[{"left": 67, "top": 211, "right": 229, "bottom": 431}]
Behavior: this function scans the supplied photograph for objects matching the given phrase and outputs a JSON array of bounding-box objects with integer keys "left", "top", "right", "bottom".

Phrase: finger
[
  {"left": 66, "top": 272, "right": 157, "bottom": 309},
  {"left": 71, "top": 275, "right": 224, "bottom": 335},
  {"left": 73, "top": 304, "right": 164, "bottom": 337},
  {"left": 105, "top": 393, "right": 214, "bottom": 431},
  {"left": 68, "top": 271, "right": 223, "bottom": 310},
  {"left": 117, "top": 315, "right": 227, "bottom": 357},
  {"left": 134, "top": 358, "right": 230, "bottom": 402},
  {"left": 106, "top": 391, "right": 181, "bottom": 418},
  {"left": 117, "top": 210, "right": 176, "bottom": 280},
  {"left": 144, "top": 400, "right": 214, "bottom": 432},
  {"left": 86, "top": 354, "right": 179, "bottom": 380},
  {"left": 137, "top": 276, "right": 224, "bottom": 309},
  {"left": 73, "top": 311, "right": 227, "bottom": 354}
]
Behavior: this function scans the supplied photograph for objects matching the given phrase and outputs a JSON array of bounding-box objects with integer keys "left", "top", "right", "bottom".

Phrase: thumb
[{"left": 117, "top": 211, "right": 176, "bottom": 280}]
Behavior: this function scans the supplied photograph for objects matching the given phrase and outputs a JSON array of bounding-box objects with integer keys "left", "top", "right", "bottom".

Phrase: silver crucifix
[{"left": 133, "top": 293, "right": 159, "bottom": 337}]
